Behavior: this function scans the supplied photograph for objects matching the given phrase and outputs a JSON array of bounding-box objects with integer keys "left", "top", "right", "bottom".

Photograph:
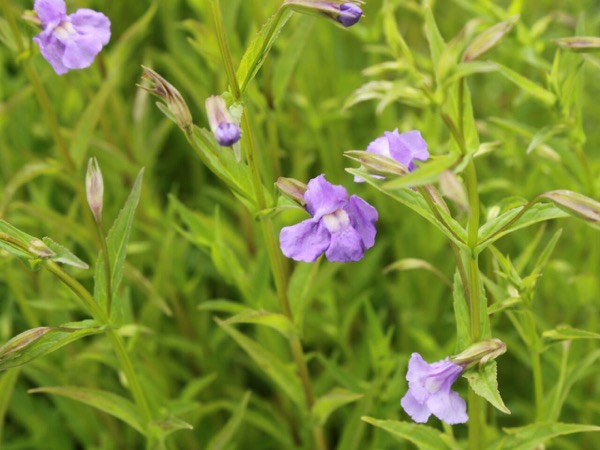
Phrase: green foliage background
[{"left": 0, "top": 0, "right": 599, "bottom": 448}]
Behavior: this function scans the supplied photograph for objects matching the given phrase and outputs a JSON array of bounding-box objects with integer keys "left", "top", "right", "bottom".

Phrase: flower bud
[
  {"left": 205, "top": 96, "right": 242, "bottom": 147},
  {"left": 86, "top": 157, "right": 104, "bottom": 223},
  {"left": 450, "top": 338, "right": 506, "bottom": 368},
  {"left": 28, "top": 239, "right": 55, "bottom": 259},
  {"left": 139, "top": 66, "right": 193, "bottom": 133},
  {"left": 275, "top": 177, "right": 308, "bottom": 206},
  {"left": 283, "top": 1, "right": 363, "bottom": 28}
]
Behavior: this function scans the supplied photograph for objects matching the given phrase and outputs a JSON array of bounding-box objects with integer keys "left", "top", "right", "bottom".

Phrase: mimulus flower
[
  {"left": 205, "top": 96, "right": 241, "bottom": 147},
  {"left": 401, "top": 353, "right": 468, "bottom": 425},
  {"left": 356, "top": 129, "right": 429, "bottom": 182},
  {"left": 32, "top": 0, "right": 111, "bottom": 75},
  {"left": 279, "top": 175, "right": 378, "bottom": 262},
  {"left": 284, "top": 1, "right": 364, "bottom": 28}
]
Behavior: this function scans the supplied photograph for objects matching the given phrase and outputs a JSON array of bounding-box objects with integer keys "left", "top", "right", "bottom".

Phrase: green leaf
[
  {"left": 361, "top": 417, "right": 459, "bottom": 450},
  {"left": 423, "top": 7, "right": 447, "bottom": 84},
  {"left": 554, "top": 36, "right": 600, "bottom": 52},
  {"left": 539, "top": 190, "right": 600, "bottom": 226},
  {"left": 543, "top": 326, "right": 600, "bottom": 342},
  {"left": 0, "top": 320, "right": 102, "bottom": 371},
  {"left": 453, "top": 271, "right": 471, "bottom": 351},
  {"left": 41, "top": 237, "right": 89, "bottom": 269},
  {"left": 382, "top": 154, "right": 460, "bottom": 190},
  {"left": 223, "top": 309, "right": 299, "bottom": 340},
  {"left": 526, "top": 124, "right": 566, "bottom": 155},
  {"left": 149, "top": 415, "right": 193, "bottom": 442},
  {"left": 288, "top": 261, "right": 319, "bottom": 329},
  {"left": 206, "top": 391, "right": 251, "bottom": 450},
  {"left": 236, "top": 8, "right": 293, "bottom": 93},
  {"left": 273, "top": 19, "right": 313, "bottom": 107},
  {"left": 29, "top": 386, "right": 145, "bottom": 435},
  {"left": 476, "top": 203, "right": 569, "bottom": 253},
  {"left": 346, "top": 168, "right": 468, "bottom": 250},
  {"left": 216, "top": 319, "right": 304, "bottom": 408},
  {"left": 385, "top": 258, "right": 452, "bottom": 287},
  {"left": 464, "top": 361, "right": 510, "bottom": 414},
  {"left": 312, "top": 388, "right": 363, "bottom": 426},
  {"left": 94, "top": 169, "right": 144, "bottom": 312},
  {"left": 494, "top": 422, "right": 600, "bottom": 450},
  {"left": 463, "top": 15, "right": 519, "bottom": 62},
  {"left": 493, "top": 62, "right": 557, "bottom": 106}
]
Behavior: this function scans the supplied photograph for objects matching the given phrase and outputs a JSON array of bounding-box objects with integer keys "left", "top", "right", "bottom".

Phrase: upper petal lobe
[
  {"left": 70, "top": 9, "right": 111, "bottom": 45},
  {"left": 34, "top": 0, "right": 66, "bottom": 25},
  {"left": 304, "top": 175, "right": 348, "bottom": 219}
]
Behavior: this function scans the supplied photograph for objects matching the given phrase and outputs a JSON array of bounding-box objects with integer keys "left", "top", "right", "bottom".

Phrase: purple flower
[
  {"left": 32, "top": 0, "right": 111, "bottom": 75},
  {"left": 356, "top": 129, "right": 429, "bottom": 182},
  {"left": 205, "top": 96, "right": 241, "bottom": 147},
  {"left": 280, "top": 175, "right": 378, "bottom": 262},
  {"left": 400, "top": 353, "right": 468, "bottom": 425},
  {"left": 337, "top": 3, "right": 362, "bottom": 27},
  {"left": 283, "top": 1, "right": 363, "bottom": 28}
]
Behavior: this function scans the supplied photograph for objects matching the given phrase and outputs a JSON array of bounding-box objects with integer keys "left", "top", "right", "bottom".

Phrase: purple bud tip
[
  {"left": 216, "top": 123, "right": 241, "bottom": 147},
  {"left": 338, "top": 3, "right": 362, "bottom": 27}
]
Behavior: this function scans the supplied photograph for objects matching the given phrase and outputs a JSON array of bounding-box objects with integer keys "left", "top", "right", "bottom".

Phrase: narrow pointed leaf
[
  {"left": 223, "top": 309, "right": 299, "bottom": 340},
  {"left": 216, "top": 319, "right": 303, "bottom": 407},
  {"left": 543, "top": 326, "right": 600, "bottom": 342},
  {"left": 554, "top": 36, "right": 600, "bottom": 52},
  {"left": 206, "top": 391, "right": 251, "bottom": 450},
  {"left": 94, "top": 169, "right": 144, "bottom": 311},
  {"left": 464, "top": 361, "right": 510, "bottom": 414},
  {"left": 0, "top": 320, "right": 102, "bottom": 371},
  {"left": 312, "top": 388, "right": 363, "bottom": 426},
  {"left": 494, "top": 422, "right": 600, "bottom": 450},
  {"left": 361, "top": 417, "right": 459, "bottom": 450},
  {"left": 539, "top": 190, "right": 600, "bottom": 226},
  {"left": 463, "top": 15, "right": 518, "bottom": 62},
  {"left": 494, "top": 63, "right": 556, "bottom": 106},
  {"left": 29, "top": 386, "right": 145, "bottom": 435}
]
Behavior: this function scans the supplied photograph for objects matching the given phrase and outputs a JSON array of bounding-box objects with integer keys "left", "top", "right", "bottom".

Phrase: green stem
[
  {"left": 209, "top": 3, "right": 324, "bottom": 448},
  {"left": 527, "top": 310, "right": 544, "bottom": 421},
  {"left": 43, "top": 262, "right": 153, "bottom": 426},
  {"left": 95, "top": 219, "right": 113, "bottom": 318},
  {"left": 1, "top": 0, "right": 75, "bottom": 171}
]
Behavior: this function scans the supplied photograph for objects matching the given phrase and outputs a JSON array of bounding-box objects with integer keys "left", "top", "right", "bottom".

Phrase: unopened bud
[
  {"left": 276, "top": 177, "right": 308, "bottom": 206},
  {"left": 450, "top": 338, "right": 506, "bottom": 368},
  {"left": 28, "top": 239, "right": 54, "bottom": 259},
  {"left": 86, "top": 157, "right": 104, "bottom": 223},
  {"left": 205, "top": 96, "right": 242, "bottom": 147},
  {"left": 139, "top": 66, "right": 193, "bottom": 133},
  {"left": 284, "top": 1, "right": 363, "bottom": 28}
]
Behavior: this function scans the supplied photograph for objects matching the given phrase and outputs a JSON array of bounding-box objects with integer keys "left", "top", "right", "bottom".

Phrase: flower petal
[
  {"left": 386, "top": 129, "right": 414, "bottom": 168},
  {"left": 400, "top": 130, "right": 429, "bottom": 161},
  {"left": 62, "top": 34, "right": 103, "bottom": 69},
  {"left": 343, "top": 195, "right": 378, "bottom": 249},
  {"left": 34, "top": 0, "right": 66, "bottom": 25},
  {"left": 366, "top": 134, "right": 391, "bottom": 158},
  {"left": 33, "top": 32, "right": 68, "bottom": 75},
  {"left": 280, "top": 218, "right": 330, "bottom": 262},
  {"left": 304, "top": 175, "right": 348, "bottom": 220},
  {"left": 70, "top": 9, "right": 111, "bottom": 46},
  {"left": 401, "top": 391, "right": 431, "bottom": 423},
  {"left": 427, "top": 390, "right": 468, "bottom": 425},
  {"left": 325, "top": 225, "right": 364, "bottom": 262},
  {"left": 405, "top": 353, "right": 432, "bottom": 403}
]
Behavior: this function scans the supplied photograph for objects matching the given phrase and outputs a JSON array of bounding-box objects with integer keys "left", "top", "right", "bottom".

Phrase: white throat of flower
[
  {"left": 53, "top": 21, "right": 76, "bottom": 40},
  {"left": 322, "top": 209, "right": 350, "bottom": 233}
]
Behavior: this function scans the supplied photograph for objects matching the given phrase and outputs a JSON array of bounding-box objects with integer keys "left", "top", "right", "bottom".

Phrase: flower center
[
  {"left": 322, "top": 209, "right": 350, "bottom": 233},
  {"left": 424, "top": 376, "right": 443, "bottom": 393},
  {"left": 53, "top": 21, "right": 76, "bottom": 40}
]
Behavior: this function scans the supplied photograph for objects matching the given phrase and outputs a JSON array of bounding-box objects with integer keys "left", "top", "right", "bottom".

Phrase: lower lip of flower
[{"left": 53, "top": 21, "right": 76, "bottom": 40}]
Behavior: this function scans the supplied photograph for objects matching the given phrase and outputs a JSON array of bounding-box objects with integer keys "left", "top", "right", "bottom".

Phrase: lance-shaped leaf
[
  {"left": 149, "top": 415, "right": 194, "bottom": 442},
  {"left": 312, "top": 388, "right": 363, "bottom": 426},
  {"left": 539, "top": 190, "right": 600, "bottom": 226},
  {"left": 554, "top": 36, "right": 600, "bottom": 53},
  {"left": 494, "top": 62, "right": 556, "bottom": 106},
  {"left": 543, "top": 326, "right": 600, "bottom": 342},
  {"left": 464, "top": 361, "right": 510, "bottom": 414},
  {"left": 237, "top": 8, "right": 293, "bottom": 93},
  {"left": 29, "top": 386, "right": 145, "bottom": 435},
  {"left": 223, "top": 309, "right": 300, "bottom": 340},
  {"left": 0, "top": 320, "right": 102, "bottom": 371},
  {"left": 206, "top": 391, "right": 251, "bottom": 450},
  {"left": 494, "top": 422, "right": 600, "bottom": 450},
  {"left": 216, "top": 319, "right": 304, "bottom": 408},
  {"left": 361, "top": 417, "right": 460, "bottom": 450},
  {"left": 463, "top": 15, "right": 519, "bottom": 62},
  {"left": 94, "top": 169, "right": 144, "bottom": 311}
]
